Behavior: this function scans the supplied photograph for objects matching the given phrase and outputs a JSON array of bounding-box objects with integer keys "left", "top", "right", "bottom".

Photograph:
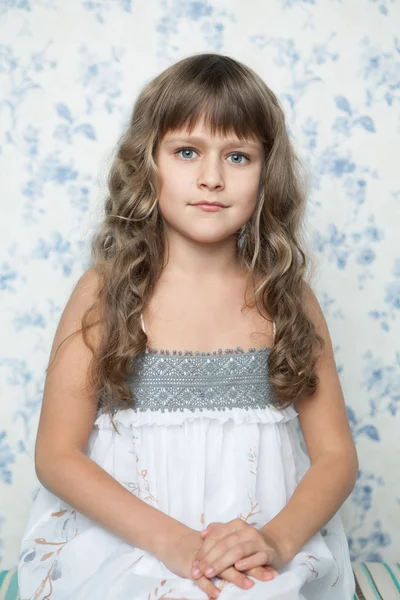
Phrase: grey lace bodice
[
  {"left": 96, "top": 315, "right": 277, "bottom": 416},
  {"left": 96, "top": 346, "right": 279, "bottom": 417}
]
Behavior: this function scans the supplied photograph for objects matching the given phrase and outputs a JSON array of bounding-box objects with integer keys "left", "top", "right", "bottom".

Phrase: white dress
[{"left": 17, "top": 315, "right": 355, "bottom": 600}]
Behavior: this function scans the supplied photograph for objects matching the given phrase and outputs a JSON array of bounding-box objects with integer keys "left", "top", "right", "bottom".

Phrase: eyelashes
[{"left": 174, "top": 146, "right": 250, "bottom": 164}]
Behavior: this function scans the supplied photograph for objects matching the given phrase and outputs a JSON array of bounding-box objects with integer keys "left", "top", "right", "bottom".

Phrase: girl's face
[{"left": 154, "top": 117, "right": 265, "bottom": 246}]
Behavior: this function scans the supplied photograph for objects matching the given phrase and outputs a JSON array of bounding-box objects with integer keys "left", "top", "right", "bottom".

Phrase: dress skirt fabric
[{"left": 18, "top": 404, "right": 355, "bottom": 600}]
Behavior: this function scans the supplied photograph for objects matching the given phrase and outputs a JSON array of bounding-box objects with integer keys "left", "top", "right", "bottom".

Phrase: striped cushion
[
  {"left": 353, "top": 562, "right": 400, "bottom": 600},
  {"left": 1, "top": 563, "right": 399, "bottom": 599},
  {"left": 0, "top": 568, "right": 19, "bottom": 600}
]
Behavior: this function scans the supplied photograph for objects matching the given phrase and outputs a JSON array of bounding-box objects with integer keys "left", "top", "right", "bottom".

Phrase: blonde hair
[{"left": 49, "top": 53, "right": 324, "bottom": 431}]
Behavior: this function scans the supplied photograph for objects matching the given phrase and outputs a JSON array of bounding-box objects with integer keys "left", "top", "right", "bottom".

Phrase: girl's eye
[
  {"left": 227, "top": 153, "right": 249, "bottom": 164},
  {"left": 176, "top": 147, "right": 197, "bottom": 160},
  {"left": 175, "top": 147, "right": 249, "bottom": 164}
]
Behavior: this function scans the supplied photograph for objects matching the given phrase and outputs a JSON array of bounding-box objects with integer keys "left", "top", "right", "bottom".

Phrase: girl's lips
[{"left": 191, "top": 204, "right": 226, "bottom": 212}]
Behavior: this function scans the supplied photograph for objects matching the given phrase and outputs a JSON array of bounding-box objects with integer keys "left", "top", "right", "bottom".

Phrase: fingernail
[
  {"left": 192, "top": 568, "right": 201, "bottom": 576},
  {"left": 267, "top": 571, "right": 279, "bottom": 579},
  {"left": 193, "top": 560, "right": 199, "bottom": 566},
  {"left": 244, "top": 578, "right": 254, "bottom": 587},
  {"left": 205, "top": 567, "right": 214, "bottom": 576}
]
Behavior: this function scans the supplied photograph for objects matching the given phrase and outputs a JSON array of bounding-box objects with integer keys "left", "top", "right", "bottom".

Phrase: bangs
[{"left": 153, "top": 55, "right": 272, "bottom": 146}]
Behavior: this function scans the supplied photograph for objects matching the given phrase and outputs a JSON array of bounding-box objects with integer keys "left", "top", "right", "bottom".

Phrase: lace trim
[
  {"left": 144, "top": 344, "right": 271, "bottom": 356},
  {"left": 95, "top": 349, "right": 276, "bottom": 415}
]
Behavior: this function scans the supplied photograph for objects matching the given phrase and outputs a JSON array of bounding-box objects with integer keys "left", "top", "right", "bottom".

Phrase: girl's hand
[
  {"left": 191, "top": 519, "right": 285, "bottom": 582},
  {"left": 158, "top": 527, "right": 222, "bottom": 599},
  {"left": 157, "top": 526, "right": 278, "bottom": 599}
]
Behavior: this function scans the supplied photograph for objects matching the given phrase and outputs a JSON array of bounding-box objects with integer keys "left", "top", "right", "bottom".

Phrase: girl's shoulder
[{"left": 74, "top": 267, "right": 101, "bottom": 299}]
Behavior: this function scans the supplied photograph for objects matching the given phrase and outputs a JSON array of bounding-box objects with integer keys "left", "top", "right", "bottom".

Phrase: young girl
[{"left": 17, "top": 53, "right": 357, "bottom": 600}]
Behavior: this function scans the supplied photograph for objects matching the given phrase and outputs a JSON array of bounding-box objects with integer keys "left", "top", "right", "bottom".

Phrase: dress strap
[
  {"left": 272, "top": 320, "right": 276, "bottom": 343},
  {"left": 140, "top": 313, "right": 146, "bottom": 334}
]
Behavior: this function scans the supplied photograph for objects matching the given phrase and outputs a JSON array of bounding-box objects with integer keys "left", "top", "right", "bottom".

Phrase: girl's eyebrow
[{"left": 163, "top": 135, "right": 261, "bottom": 150}]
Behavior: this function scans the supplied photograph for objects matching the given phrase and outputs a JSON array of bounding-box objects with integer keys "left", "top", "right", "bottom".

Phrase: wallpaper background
[{"left": 0, "top": 0, "right": 399, "bottom": 569}]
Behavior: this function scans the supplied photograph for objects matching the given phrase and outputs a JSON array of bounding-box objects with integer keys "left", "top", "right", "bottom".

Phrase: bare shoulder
[
  {"left": 73, "top": 266, "right": 102, "bottom": 308},
  {"left": 35, "top": 267, "right": 103, "bottom": 475},
  {"left": 294, "top": 283, "right": 358, "bottom": 470}
]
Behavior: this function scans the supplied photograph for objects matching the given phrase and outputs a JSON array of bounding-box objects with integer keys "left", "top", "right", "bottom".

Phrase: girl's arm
[
  {"left": 260, "top": 284, "right": 359, "bottom": 564},
  {"left": 34, "top": 269, "right": 189, "bottom": 558}
]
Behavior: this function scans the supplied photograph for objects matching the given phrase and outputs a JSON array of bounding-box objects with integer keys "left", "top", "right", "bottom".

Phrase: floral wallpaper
[{"left": 0, "top": 0, "right": 399, "bottom": 569}]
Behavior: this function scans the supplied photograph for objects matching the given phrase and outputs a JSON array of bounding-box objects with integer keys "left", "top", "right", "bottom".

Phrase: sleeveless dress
[{"left": 17, "top": 315, "right": 355, "bottom": 600}]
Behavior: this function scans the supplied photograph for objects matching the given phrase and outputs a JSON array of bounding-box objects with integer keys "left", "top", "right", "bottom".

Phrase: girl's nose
[{"left": 198, "top": 159, "right": 224, "bottom": 190}]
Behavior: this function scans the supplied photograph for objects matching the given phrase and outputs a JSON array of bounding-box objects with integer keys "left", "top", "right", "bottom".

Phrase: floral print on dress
[
  {"left": 121, "top": 453, "right": 158, "bottom": 507},
  {"left": 147, "top": 579, "right": 176, "bottom": 599},
  {"left": 317, "top": 522, "right": 341, "bottom": 587},
  {"left": 247, "top": 447, "right": 258, "bottom": 476},
  {"left": 19, "top": 507, "right": 78, "bottom": 600},
  {"left": 331, "top": 556, "right": 340, "bottom": 587},
  {"left": 237, "top": 491, "right": 262, "bottom": 527},
  {"left": 298, "top": 555, "right": 320, "bottom": 579}
]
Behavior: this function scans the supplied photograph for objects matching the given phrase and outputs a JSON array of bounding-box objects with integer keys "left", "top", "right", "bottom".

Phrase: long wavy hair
[{"left": 48, "top": 52, "right": 324, "bottom": 432}]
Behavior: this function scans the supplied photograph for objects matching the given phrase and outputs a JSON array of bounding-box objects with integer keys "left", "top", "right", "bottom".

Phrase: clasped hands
[{"left": 191, "top": 518, "right": 285, "bottom": 598}]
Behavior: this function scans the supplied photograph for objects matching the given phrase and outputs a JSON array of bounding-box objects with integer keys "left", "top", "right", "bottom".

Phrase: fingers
[
  {"left": 245, "top": 565, "right": 280, "bottom": 582},
  {"left": 194, "top": 574, "right": 222, "bottom": 599},
  {"left": 195, "top": 520, "right": 244, "bottom": 564},
  {"left": 194, "top": 565, "right": 280, "bottom": 599},
  {"left": 218, "top": 566, "right": 255, "bottom": 591},
  {"left": 234, "top": 551, "right": 272, "bottom": 572},
  {"left": 196, "top": 536, "right": 267, "bottom": 578},
  {"left": 194, "top": 533, "right": 219, "bottom": 568},
  {"left": 196, "top": 532, "right": 243, "bottom": 576},
  {"left": 195, "top": 523, "right": 225, "bottom": 564}
]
